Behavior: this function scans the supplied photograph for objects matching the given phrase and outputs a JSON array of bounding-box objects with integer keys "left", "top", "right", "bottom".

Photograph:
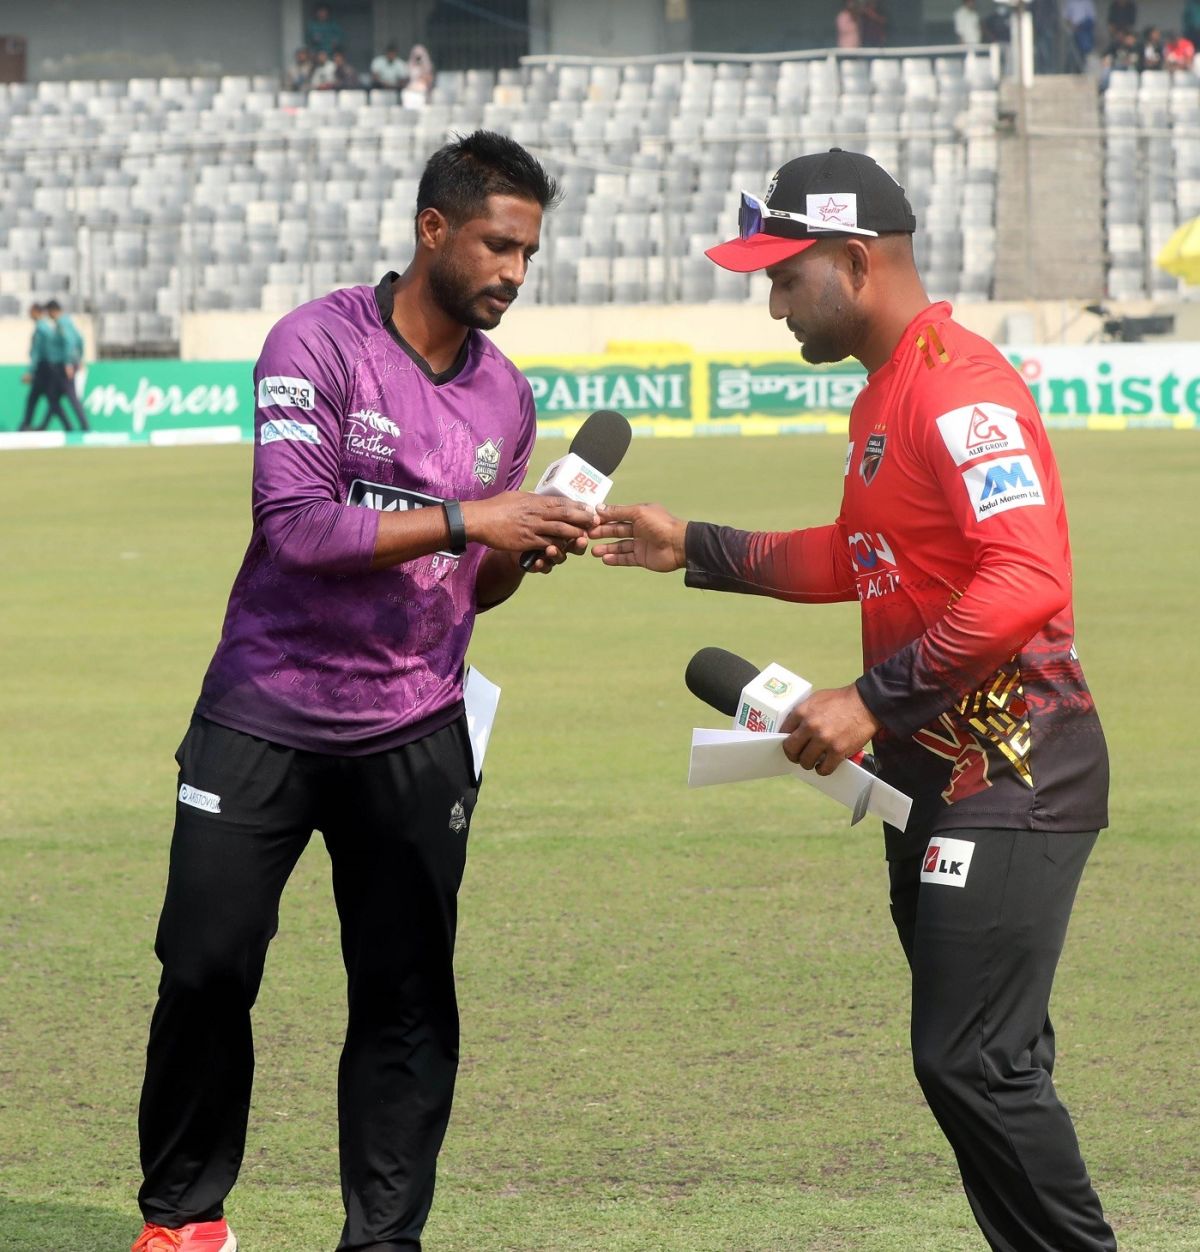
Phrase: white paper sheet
[
  {"left": 463, "top": 666, "right": 501, "bottom": 781},
  {"left": 687, "top": 728, "right": 912, "bottom": 831}
]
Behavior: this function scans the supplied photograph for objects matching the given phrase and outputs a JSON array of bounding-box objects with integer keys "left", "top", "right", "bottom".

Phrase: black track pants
[
  {"left": 889, "top": 828, "right": 1116, "bottom": 1252},
  {"left": 137, "top": 715, "right": 479, "bottom": 1251}
]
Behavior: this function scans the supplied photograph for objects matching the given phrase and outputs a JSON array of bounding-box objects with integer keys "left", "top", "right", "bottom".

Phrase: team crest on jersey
[
  {"left": 473, "top": 437, "right": 503, "bottom": 486},
  {"left": 859, "top": 430, "right": 887, "bottom": 484}
]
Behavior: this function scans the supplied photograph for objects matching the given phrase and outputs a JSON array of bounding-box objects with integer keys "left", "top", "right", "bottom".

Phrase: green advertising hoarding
[
  {"left": 518, "top": 355, "right": 692, "bottom": 421},
  {"left": 3, "top": 343, "right": 1199, "bottom": 448},
  {"left": 0, "top": 360, "right": 254, "bottom": 444},
  {"left": 708, "top": 357, "right": 867, "bottom": 421}
]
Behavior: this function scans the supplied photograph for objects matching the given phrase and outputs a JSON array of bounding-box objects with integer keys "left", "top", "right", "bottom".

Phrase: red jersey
[{"left": 685, "top": 303, "right": 1108, "bottom": 857}]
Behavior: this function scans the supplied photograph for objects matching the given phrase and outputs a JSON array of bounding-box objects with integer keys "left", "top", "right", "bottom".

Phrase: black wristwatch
[{"left": 442, "top": 499, "right": 468, "bottom": 555}]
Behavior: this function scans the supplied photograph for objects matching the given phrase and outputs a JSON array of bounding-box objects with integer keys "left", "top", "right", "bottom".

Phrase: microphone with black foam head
[
  {"left": 685, "top": 646, "right": 877, "bottom": 772},
  {"left": 519, "top": 409, "right": 633, "bottom": 571}
]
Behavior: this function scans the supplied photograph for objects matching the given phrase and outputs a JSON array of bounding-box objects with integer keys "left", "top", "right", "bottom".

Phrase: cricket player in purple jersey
[{"left": 132, "top": 132, "right": 593, "bottom": 1252}]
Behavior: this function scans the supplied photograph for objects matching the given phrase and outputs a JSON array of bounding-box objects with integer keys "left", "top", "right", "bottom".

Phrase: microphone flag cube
[
  {"left": 533, "top": 452, "right": 614, "bottom": 508},
  {"left": 734, "top": 664, "right": 814, "bottom": 734}
]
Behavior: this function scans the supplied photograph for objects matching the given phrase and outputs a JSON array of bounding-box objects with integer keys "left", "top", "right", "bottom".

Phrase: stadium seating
[
  {"left": 0, "top": 52, "right": 1002, "bottom": 351},
  {"left": 1102, "top": 69, "right": 1200, "bottom": 301}
]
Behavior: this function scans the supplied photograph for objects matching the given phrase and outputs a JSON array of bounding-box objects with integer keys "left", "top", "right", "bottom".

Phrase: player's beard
[
  {"left": 428, "top": 249, "right": 519, "bottom": 330},
  {"left": 791, "top": 271, "right": 864, "bottom": 365}
]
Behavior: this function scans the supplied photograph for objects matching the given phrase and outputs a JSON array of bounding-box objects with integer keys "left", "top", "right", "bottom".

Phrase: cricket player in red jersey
[{"left": 590, "top": 149, "right": 1116, "bottom": 1251}]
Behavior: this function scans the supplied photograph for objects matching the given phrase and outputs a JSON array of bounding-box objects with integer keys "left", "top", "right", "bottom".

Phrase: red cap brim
[{"left": 704, "top": 233, "right": 818, "bottom": 273}]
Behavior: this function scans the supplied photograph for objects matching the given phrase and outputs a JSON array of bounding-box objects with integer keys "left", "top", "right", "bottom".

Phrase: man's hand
[
  {"left": 588, "top": 503, "right": 687, "bottom": 572},
  {"left": 781, "top": 684, "right": 882, "bottom": 777},
  {"left": 462, "top": 492, "right": 594, "bottom": 555},
  {"left": 372, "top": 491, "right": 592, "bottom": 572}
]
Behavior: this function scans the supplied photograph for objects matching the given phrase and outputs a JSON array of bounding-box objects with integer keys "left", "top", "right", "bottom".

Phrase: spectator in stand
[
  {"left": 1064, "top": 0, "right": 1098, "bottom": 69},
  {"left": 954, "top": 0, "right": 983, "bottom": 45},
  {"left": 309, "top": 48, "right": 336, "bottom": 90},
  {"left": 305, "top": 3, "right": 343, "bottom": 56},
  {"left": 836, "top": 1, "right": 861, "bottom": 49},
  {"left": 400, "top": 44, "right": 435, "bottom": 109},
  {"left": 370, "top": 42, "right": 408, "bottom": 90},
  {"left": 1165, "top": 28, "right": 1196, "bottom": 70},
  {"left": 1141, "top": 24, "right": 1166, "bottom": 69},
  {"left": 859, "top": 0, "right": 888, "bottom": 46},
  {"left": 17, "top": 302, "right": 54, "bottom": 432},
  {"left": 1033, "top": 0, "right": 1061, "bottom": 70},
  {"left": 285, "top": 47, "right": 313, "bottom": 92},
  {"left": 329, "top": 47, "right": 360, "bottom": 89},
  {"left": 407, "top": 43, "right": 435, "bottom": 93},
  {"left": 1106, "top": 0, "right": 1137, "bottom": 39},
  {"left": 1101, "top": 28, "right": 1141, "bottom": 88},
  {"left": 43, "top": 299, "right": 89, "bottom": 432},
  {"left": 983, "top": 8, "right": 1011, "bottom": 41}
]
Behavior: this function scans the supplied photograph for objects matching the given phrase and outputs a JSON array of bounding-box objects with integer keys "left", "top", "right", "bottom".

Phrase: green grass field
[{"left": 2, "top": 432, "right": 1198, "bottom": 1252}]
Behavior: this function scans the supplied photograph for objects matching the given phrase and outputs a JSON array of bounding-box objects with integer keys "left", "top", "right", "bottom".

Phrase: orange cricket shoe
[{"left": 132, "top": 1219, "right": 238, "bottom": 1251}]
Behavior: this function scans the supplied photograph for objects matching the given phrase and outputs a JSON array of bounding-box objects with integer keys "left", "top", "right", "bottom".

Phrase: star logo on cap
[{"left": 819, "top": 196, "right": 849, "bottom": 221}]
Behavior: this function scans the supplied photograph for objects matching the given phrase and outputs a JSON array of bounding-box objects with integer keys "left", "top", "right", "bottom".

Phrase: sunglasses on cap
[{"left": 738, "top": 190, "right": 880, "bottom": 242}]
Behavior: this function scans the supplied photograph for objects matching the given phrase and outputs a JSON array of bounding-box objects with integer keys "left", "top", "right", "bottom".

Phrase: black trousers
[
  {"left": 18, "top": 362, "right": 56, "bottom": 431},
  {"left": 138, "top": 715, "right": 479, "bottom": 1251},
  {"left": 889, "top": 828, "right": 1116, "bottom": 1252},
  {"left": 49, "top": 365, "right": 89, "bottom": 431}
]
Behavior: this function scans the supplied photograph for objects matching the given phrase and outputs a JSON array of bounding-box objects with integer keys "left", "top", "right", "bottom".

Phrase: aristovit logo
[
  {"left": 936, "top": 402, "right": 1025, "bottom": 466},
  {"left": 179, "top": 784, "right": 221, "bottom": 814},
  {"left": 258, "top": 376, "right": 315, "bottom": 411},
  {"left": 920, "top": 836, "right": 975, "bottom": 888},
  {"left": 961, "top": 455, "right": 1045, "bottom": 522},
  {"left": 261, "top": 419, "right": 320, "bottom": 445}
]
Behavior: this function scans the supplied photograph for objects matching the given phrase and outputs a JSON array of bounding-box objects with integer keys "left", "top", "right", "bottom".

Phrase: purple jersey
[{"left": 195, "top": 273, "right": 536, "bottom": 754}]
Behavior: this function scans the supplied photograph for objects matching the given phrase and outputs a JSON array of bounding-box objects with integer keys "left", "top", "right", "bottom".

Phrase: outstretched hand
[
  {"left": 463, "top": 492, "right": 595, "bottom": 555},
  {"left": 588, "top": 503, "right": 688, "bottom": 572}
]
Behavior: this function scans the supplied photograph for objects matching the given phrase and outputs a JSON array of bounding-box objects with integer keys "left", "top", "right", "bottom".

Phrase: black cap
[{"left": 707, "top": 148, "right": 917, "bottom": 272}]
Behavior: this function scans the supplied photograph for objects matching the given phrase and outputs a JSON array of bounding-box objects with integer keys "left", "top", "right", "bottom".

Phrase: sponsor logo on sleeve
[
  {"left": 936, "top": 402, "right": 1025, "bottom": 465},
  {"left": 179, "top": 783, "right": 221, "bottom": 814},
  {"left": 261, "top": 418, "right": 320, "bottom": 446},
  {"left": 848, "top": 530, "right": 901, "bottom": 599},
  {"left": 843, "top": 441, "right": 855, "bottom": 476},
  {"left": 806, "top": 192, "right": 858, "bottom": 230},
  {"left": 920, "top": 836, "right": 975, "bottom": 887},
  {"left": 257, "top": 376, "right": 315, "bottom": 411},
  {"left": 961, "top": 455, "right": 1045, "bottom": 521}
]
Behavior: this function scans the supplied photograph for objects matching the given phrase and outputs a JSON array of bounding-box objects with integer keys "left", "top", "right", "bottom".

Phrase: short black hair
[
  {"left": 415, "top": 130, "right": 561, "bottom": 239},
  {"left": 46, "top": 299, "right": 62, "bottom": 312}
]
